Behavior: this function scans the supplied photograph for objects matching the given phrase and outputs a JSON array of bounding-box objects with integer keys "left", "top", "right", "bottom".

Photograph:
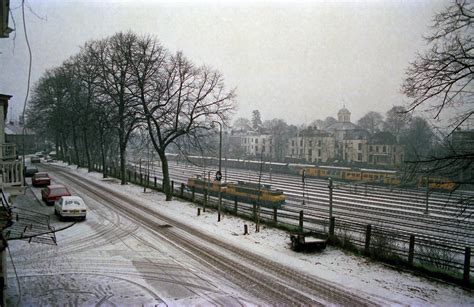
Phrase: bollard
[
  {"left": 171, "top": 180, "right": 174, "bottom": 195},
  {"left": 273, "top": 207, "right": 277, "bottom": 223},
  {"left": 244, "top": 224, "right": 248, "bottom": 235},
  {"left": 365, "top": 225, "right": 372, "bottom": 255},
  {"left": 154, "top": 176, "right": 157, "bottom": 187},
  {"left": 299, "top": 210, "right": 304, "bottom": 232},
  {"left": 464, "top": 247, "right": 471, "bottom": 286},
  {"left": 408, "top": 235, "right": 415, "bottom": 265},
  {"left": 234, "top": 198, "right": 238, "bottom": 214},
  {"left": 197, "top": 208, "right": 201, "bottom": 216}
]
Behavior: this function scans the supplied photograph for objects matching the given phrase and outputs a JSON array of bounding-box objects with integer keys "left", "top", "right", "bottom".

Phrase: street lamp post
[
  {"left": 213, "top": 121, "right": 223, "bottom": 222},
  {"left": 218, "top": 122, "right": 223, "bottom": 222}
]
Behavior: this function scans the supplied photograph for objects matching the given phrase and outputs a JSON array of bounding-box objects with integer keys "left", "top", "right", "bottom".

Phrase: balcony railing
[
  {"left": 0, "top": 143, "right": 17, "bottom": 160},
  {"left": 0, "top": 159, "right": 24, "bottom": 194}
]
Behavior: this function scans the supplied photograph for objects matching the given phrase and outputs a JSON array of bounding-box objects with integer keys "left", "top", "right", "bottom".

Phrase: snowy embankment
[{"left": 65, "top": 163, "right": 473, "bottom": 306}]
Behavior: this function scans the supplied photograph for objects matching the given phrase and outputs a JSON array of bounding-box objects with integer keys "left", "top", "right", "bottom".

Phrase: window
[
  {"left": 318, "top": 149, "right": 321, "bottom": 157},
  {"left": 358, "top": 143, "right": 362, "bottom": 150},
  {"left": 358, "top": 153, "right": 362, "bottom": 160},
  {"left": 300, "top": 149, "right": 303, "bottom": 155},
  {"left": 308, "top": 149, "right": 312, "bottom": 156},
  {"left": 318, "top": 140, "right": 321, "bottom": 147},
  {"left": 263, "top": 138, "right": 266, "bottom": 144},
  {"left": 255, "top": 145, "right": 258, "bottom": 152},
  {"left": 262, "top": 146, "right": 265, "bottom": 153},
  {"left": 309, "top": 140, "right": 313, "bottom": 147},
  {"left": 383, "top": 145, "right": 386, "bottom": 153},
  {"left": 270, "top": 139, "right": 273, "bottom": 145},
  {"left": 292, "top": 140, "right": 295, "bottom": 146},
  {"left": 300, "top": 140, "right": 303, "bottom": 146},
  {"left": 255, "top": 138, "right": 258, "bottom": 144},
  {"left": 292, "top": 149, "right": 295, "bottom": 154}
]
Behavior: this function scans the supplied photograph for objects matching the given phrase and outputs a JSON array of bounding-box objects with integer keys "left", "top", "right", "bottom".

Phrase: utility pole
[
  {"left": 217, "top": 121, "right": 222, "bottom": 222},
  {"left": 425, "top": 175, "right": 430, "bottom": 214},
  {"left": 302, "top": 169, "right": 306, "bottom": 206},
  {"left": 328, "top": 177, "right": 333, "bottom": 220},
  {"left": 256, "top": 151, "right": 264, "bottom": 233}
]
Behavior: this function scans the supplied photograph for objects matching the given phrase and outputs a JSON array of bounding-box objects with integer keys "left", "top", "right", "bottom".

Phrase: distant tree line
[{"left": 26, "top": 31, "right": 236, "bottom": 200}]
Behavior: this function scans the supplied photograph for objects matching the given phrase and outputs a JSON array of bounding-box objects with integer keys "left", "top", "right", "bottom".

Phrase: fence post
[
  {"left": 329, "top": 216, "right": 335, "bottom": 236},
  {"left": 154, "top": 176, "right": 157, "bottom": 188},
  {"left": 197, "top": 208, "right": 201, "bottom": 216},
  {"left": 408, "top": 235, "right": 415, "bottom": 265},
  {"left": 192, "top": 186, "right": 195, "bottom": 202},
  {"left": 180, "top": 183, "right": 184, "bottom": 197},
  {"left": 234, "top": 198, "right": 238, "bottom": 214},
  {"left": 273, "top": 207, "right": 277, "bottom": 223},
  {"left": 464, "top": 247, "right": 471, "bottom": 286},
  {"left": 253, "top": 203, "right": 257, "bottom": 221},
  {"left": 171, "top": 180, "right": 174, "bottom": 196},
  {"left": 299, "top": 210, "right": 304, "bottom": 232},
  {"left": 365, "top": 224, "right": 372, "bottom": 255}
]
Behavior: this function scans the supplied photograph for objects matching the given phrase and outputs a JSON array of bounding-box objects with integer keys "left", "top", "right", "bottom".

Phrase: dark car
[
  {"left": 24, "top": 166, "right": 39, "bottom": 177},
  {"left": 32, "top": 172, "right": 51, "bottom": 187},
  {"left": 30, "top": 156, "right": 41, "bottom": 164},
  {"left": 41, "top": 185, "right": 71, "bottom": 206}
]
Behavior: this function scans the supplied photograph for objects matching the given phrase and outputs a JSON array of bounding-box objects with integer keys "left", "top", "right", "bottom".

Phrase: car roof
[
  {"left": 60, "top": 196, "right": 83, "bottom": 201},
  {"left": 48, "top": 184, "right": 67, "bottom": 189},
  {"left": 34, "top": 172, "right": 49, "bottom": 176}
]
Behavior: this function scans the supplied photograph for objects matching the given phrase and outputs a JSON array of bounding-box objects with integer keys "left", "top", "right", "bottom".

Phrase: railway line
[
  {"left": 43, "top": 163, "right": 383, "bottom": 306},
  {"left": 139, "top": 162, "right": 473, "bottom": 246}
]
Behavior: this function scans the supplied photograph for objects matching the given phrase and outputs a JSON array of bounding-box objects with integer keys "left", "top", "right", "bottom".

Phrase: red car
[
  {"left": 41, "top": 185, "right": 71, "bottom": 206},
  {"left": 32, "top": 172, "right": 51, "bottom": 187}
]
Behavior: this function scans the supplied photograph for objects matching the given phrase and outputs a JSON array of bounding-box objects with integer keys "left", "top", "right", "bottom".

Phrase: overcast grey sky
[{"left": 0, "top": 0, "right": 449, "bottom": 125}]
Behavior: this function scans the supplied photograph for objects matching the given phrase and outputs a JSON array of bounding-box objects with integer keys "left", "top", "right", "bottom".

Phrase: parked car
[
  {"left": 24, "top": 166, "right": 39, "bottom": 177},
  {"left": 41, "top": 185, "right": 71, "bottom": 206},
  {"left": 34, "top": 151, "right": 44, "bottom": 157},
  {"left": 30, "top": 156, "right": 41, "bottom": 163},
  {"left": 54, "top": 196, "right": 87, "bottom": 221},
  {"left": 32, "top": 172, "right": 51, "bottom": 187}
]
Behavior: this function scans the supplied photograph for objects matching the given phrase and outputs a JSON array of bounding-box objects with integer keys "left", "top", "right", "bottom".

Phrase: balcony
[
  {"left": 0, "top": 143, "right": 17, "bottom": 160},
  {"left": 0, "top": 159, "right": 24, "bottom": 195}
]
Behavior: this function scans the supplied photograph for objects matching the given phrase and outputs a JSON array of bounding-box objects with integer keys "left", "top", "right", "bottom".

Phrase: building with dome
[{"left": 236, "top": 106, "right": 405, "bottom": 168}]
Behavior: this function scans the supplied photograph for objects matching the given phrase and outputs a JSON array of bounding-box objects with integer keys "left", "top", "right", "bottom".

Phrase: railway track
[
  {"left": 44, "top": 163, "right": 385, "bottom": 306},
  {"left": 152, "top": 163, "right": 473, "bottom": 245}
]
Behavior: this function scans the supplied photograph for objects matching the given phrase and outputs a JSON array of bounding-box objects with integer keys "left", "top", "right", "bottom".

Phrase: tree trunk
[
  {"left": 120, "top": 142, "right": 127, "bottom": 185},
  {"left": 83, "top": 126, "right": 92, "bottom": 172},
  {"left": 158, "top": 150, "right": 172, "bottom": 201},
  {"left": 72, "top": 125, "right": 80, "bottom": 166}
]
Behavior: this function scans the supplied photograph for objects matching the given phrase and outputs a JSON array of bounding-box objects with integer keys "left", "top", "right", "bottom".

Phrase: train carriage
[{"left": 187, "top": 177, "right": 286, "bottom": 208}]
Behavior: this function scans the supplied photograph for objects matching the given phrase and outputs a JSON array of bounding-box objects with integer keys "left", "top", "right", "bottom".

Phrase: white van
[{"left": 54, "top": 196, "right": 87, "bottom": 221}]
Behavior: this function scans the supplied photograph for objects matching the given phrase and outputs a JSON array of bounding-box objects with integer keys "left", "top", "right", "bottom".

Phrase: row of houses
[{"left": 232, "top": 107, "right": 405, "bottom": 168}]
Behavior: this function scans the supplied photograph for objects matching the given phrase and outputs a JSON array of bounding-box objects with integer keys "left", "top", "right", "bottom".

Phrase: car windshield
[{"left": 35, "top": 174, "right": 49, "bottom": 179}]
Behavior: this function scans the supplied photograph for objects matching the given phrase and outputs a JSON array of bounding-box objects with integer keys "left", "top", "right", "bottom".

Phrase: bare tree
[
  {"left": 132, "top": 43, "right": 236, "bottom": 200},
  {"left": 89, "top": 32, "right": 142, "bottom": 184},
  {"left": 383, "top": 106, "right": 412, "bottom": 141},
  {"left": 402, "top": 0, "right": 473, "bottom": 132},
  {"left": 402, "top": 0, "right": 473, "bottom": 189},
  {"left": 357, "top": 111, "right": 384, "bottom": 135}
]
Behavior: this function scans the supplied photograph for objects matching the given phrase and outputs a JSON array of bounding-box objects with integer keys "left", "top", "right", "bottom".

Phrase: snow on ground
[{"left": 61, "top": 163, "right": 473, "bottom": 305}]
